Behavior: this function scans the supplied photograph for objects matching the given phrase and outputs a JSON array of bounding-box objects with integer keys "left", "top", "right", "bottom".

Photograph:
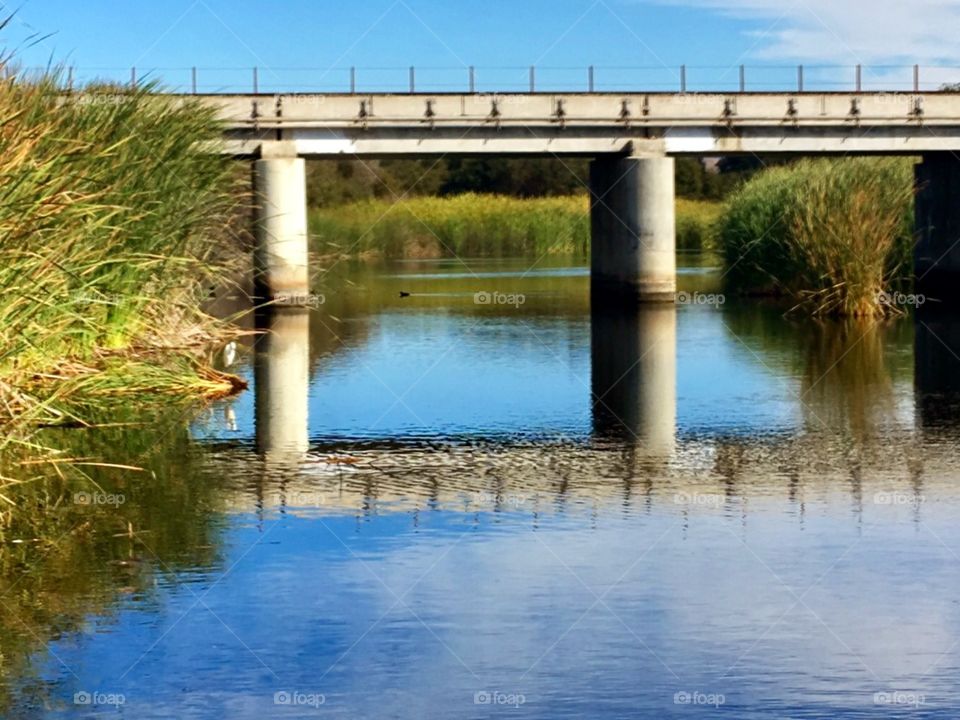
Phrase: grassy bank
[
  {"left": 0, "top": 68, "right": 246, "bottom": 441},
  {"left": 310, "top": 194, "right": 722, "bottom": 259},
  {"left": 717, "top": 157, "right": 915, "bottom": 316}
]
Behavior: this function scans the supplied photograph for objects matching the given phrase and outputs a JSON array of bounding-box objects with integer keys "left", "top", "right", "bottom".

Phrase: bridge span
[{"left": 190, "top": 91, "right": 960, "bottom": 304}]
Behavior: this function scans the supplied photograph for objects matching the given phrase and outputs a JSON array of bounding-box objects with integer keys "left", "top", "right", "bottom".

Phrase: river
[{"left": 4, "top": 252, "right": 960, "bottom": 718}]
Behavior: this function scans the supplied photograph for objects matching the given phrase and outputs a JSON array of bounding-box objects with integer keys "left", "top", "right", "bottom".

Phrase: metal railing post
[
  {"left": 739, "top": 64, "right": 745, "bottom": 92},
  {"left": 131, "top": 66, "right": 136, "bottom": 89},
  {"left": 680, "top": 65, "right": 686, "bottom": 93},
  {"left": 409, "top": 66, "right": 415, "bottom": 93},
  {"left": 914, "top": 64, "right": 920, "bottom": 93},
  {"left": 253, "top": 66, "right": 259, "bottom": 94},
  {"left": 855, "top": 64, "right": 862, "bottom": 92},
  {"left": 529, "top": 65, "right": 535, "bottom": 93},
  {"left": 798, "top": 65, "right": 804, "bottom": 93},
  {"left": 469, "top": 66, "right": 475, "bottom": 93},
  {"left": 589, "top": 65, "right": 595, "bottom": 92},
  {"left": 350, "top": 67, "right": 356, "bottom": 94},
  {"left": 191, "top": 66, "right": 197, "bottom": 95}
]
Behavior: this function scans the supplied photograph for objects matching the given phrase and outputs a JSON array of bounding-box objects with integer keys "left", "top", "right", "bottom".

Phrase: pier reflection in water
[
  {"left": 591, "top": 305, "right": 676, "bottom": 454},
  {"left": 254, "top": 307, "right": 310, "bottom": 459},
  {"left": 8, "top": 256, "right": 960, "bottom": 719},
  {"left": 916, "top": 310, "right": 960, "bottom": 430}
]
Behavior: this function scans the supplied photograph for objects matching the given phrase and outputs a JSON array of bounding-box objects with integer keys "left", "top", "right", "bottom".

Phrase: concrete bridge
[{"left": 192, "top": 91, "right": 960, "bottom": 303}]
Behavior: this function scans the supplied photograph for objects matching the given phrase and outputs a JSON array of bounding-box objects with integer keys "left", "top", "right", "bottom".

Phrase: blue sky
[{"left": 5, "top": 0, "right": 960, "bottom": 92}]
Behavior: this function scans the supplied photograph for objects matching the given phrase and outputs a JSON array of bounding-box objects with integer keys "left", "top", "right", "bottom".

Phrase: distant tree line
[{"left": 306, "top": 156, "right": 767, "bottom": 207}]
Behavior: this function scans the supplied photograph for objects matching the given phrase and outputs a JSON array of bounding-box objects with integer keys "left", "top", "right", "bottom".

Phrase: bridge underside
[{"left": 223, "top": 127, "right": 960, "bottom": 159}]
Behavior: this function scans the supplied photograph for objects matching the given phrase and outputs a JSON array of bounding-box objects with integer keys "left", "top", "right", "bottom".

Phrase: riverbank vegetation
[
  {"left": 306, "top": 156, "right": 748, "bottom": 206},
  {"left": 0, "top": 68, "right": 246, "bottom": 443},
  {"left": 310, "top": 194, "right": 723, "bottom": 259},
  {"left": 717, "top": 157, "right": 915, "bottom": 317}
]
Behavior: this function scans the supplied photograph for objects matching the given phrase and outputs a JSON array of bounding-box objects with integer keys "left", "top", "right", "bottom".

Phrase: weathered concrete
[
  {"left": 591, "top": 306, "right": 677, "bottom": 455},
  {"left": 253, "top": 145, "right": 309, "bottom": 301},
  {"left": 590, "top": 154, "right": 676, "bottom": 303},
  {"left": 915, "top": 153, "right": 960, "bottom": 303},
  {"left": 254, "top": 308, "right": 310, "bottom": 459},
  {"left": 193, "top": 92, "right": 960, "bottom": 157}
]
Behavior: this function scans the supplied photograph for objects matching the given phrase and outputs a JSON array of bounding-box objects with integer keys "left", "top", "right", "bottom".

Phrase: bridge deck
[{"left": 189, "top": 92, "right": 960, "bottom": 156}]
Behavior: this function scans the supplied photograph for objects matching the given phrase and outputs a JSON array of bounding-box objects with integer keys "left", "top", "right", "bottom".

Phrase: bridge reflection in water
[{"left": 242, "top": 305, "right": 960, "bottom": 519}]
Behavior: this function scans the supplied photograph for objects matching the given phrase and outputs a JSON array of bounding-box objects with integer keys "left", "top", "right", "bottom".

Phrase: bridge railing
[{"left": 36, "top": 64, "right": 960, "bottom": 95}]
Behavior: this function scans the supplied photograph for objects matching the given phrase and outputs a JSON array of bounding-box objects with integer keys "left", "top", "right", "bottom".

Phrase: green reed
[
  {"left": 310, "top": 193, "right": 722, "bottom": 259},
  {"left": 717, "top": 157, "right": 915, "bottom": 316},
  {"left": 0, "top": 67, "right": 246, "bottom": 436}
]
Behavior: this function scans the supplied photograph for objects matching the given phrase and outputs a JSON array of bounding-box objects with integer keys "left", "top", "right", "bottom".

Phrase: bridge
[{"left": 180, "top": 87, "right": 960, "bottom": 304}]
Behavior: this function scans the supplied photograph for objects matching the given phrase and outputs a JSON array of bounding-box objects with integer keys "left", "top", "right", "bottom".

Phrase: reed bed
[
  {"left": 310, "top": 193, "right": 722, "bottom": 258},
  {"left": 0, "top": 67, "right": 246, "bottom": 440},
  {"left": 717, "top": 157, "right": 915, "bottom": 316}
]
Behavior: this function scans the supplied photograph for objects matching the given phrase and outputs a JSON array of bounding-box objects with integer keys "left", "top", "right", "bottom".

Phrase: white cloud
[{"left": 652, "top": 0, "right": 960, "bottom": 65}]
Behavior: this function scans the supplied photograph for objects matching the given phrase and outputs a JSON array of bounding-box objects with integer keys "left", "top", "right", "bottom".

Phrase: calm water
[{"left": 6, "top": 253, "right": 960, "bottom": 718}]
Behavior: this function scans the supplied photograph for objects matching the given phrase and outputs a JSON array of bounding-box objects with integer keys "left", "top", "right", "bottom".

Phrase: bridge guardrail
[{"left": 28, "top": 64, "right": 960, "bottom": 95}]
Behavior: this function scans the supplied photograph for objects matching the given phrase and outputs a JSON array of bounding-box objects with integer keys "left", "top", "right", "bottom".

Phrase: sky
[{"left": 5, "top": 0, "right": 960, "bottom": 92}]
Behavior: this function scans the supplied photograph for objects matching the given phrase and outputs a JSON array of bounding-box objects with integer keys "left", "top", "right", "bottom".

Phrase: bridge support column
[
  {"left": 915, "top": 153, "right": 960, "bottom": 303},
  {"left": 254, "top": 143, "right": 309, "bottom": 302},
  {"left": 590, "top": 153, "right": 676, "bottom": 304}
]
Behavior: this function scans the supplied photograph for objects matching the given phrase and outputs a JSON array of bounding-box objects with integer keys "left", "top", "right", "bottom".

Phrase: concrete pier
[
  {"left": 253, "top": 143, "right": 309, "bottom": 302},
  {"left": 255, "top": 308, "right": 311, "bottom": 460},
  {"left": 590, "top": 154, "right": 676, "bottom": 304},
  {"left": 591, "top": 306, "right": 677, "bottom": 455},
  {"left": 915, "top": 153, "right": 960, "bottom": 303}
]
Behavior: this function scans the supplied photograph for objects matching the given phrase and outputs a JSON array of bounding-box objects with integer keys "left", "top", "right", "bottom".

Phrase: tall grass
[
  {"left": 718, "top": 157, "right": 915, "bottom": 316},
  {"left": 310, "top": 193, "right": 722, "bottom": 259},
  {"left": 0, "top": 67, "right": 246, "bottom": 437}
]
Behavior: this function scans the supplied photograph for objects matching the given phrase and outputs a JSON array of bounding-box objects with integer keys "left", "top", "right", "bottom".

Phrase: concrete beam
[{"left": 192, "top": 92, "right": 960, "bottom": 157}]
